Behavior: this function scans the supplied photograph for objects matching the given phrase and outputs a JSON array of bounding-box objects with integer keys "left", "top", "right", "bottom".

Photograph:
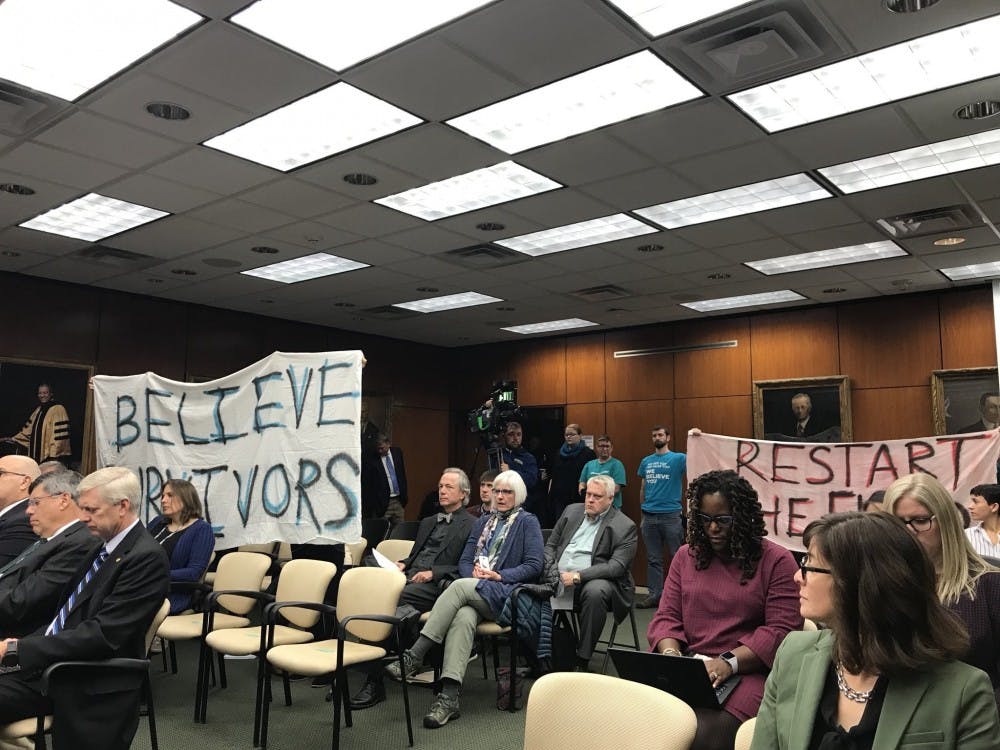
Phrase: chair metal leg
[
  {"left": 193, "top": 640, "right": 208, "bottom": 723},
  {"left": 34, "top": 714, "right": 46, "bottom": 750},
  {"left": 168, "top": 640, "right": 178, "bottom": 674},
  {"left": 397, "top": 654, "right": 413, "bottom": 747},
  {"left": 259, "top": 669, "right": 272, "bottom": 750},
  {"left": 340, "top": 670, "right": 352, "bottom": 728},
  {"left": 253, "top": 656, "right": 267, "bottom": 747},
  {"left": 160, "top": 642, "right": 168, "bottom": 672},
  {"left": 491, "top": 636, "right": 500, "bottom": 680},
  {"left": 144, "top": 672, "right": 159, "bottom": 750},
  {"left": 479, "top": 635, "right": 488, "bottom": 679},
  {"left": 282, "top": 671, "right": 292, "bottom": 706},
  {"left": 218, "top": 651, "right": 228, "bottom": 689},
  {"left": 629, "top": 607, "right": 640, "bottom": 650},
  {"left": 331, "top": 670, "right": 342, "bottom": 750}
]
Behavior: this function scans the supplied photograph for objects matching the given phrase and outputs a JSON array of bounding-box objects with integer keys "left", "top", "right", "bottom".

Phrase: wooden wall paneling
[
  {"left": 851, "top": 386, "right": 933, "bottom": 441},
  {"left": 390, "top": 406, "right": 451, "bottom": 521},
  {"left": 390, "top": 341, "right": 449, "bottom": 410},
  {"left": 604, "top": 328, "right": 675, "bottom": 403},
  {"left": 566, "top": 403, "right": 605, "bottom": 440},
  {"left": 96, "top": 291, "right": 187, "bottom": 378},
  {"left": 184, "top": 305, "right": 274, "bottom": 379},
  {"left": 673, "top": 316, "right": 752, "bottom": 398},
  {"left": 509, "top": 338, "right": 567, "bottom": 406},
  {"left": 673, "top": 395, "right": 753, "bottom": 451},
  {"left": 839, "top": 297, "right": 942, "bottom": 389},
  {"left": 606, "top": 399, "right": 673, "bottom": 587},
  {"left": 565, "top": 333, "right": 606, "bottom": 404},
  {"left": 750, "top": 307, "right": 840, "bottom": 381},
  {"left": 939, "top": 286, "right": 997, "bottom": 369},
  {"left": 0, "top": 275, "right": 100, "bottom": 364}
]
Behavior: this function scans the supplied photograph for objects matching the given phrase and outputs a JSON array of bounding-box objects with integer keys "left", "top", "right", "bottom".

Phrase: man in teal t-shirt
[
  {"left": 636, "top": 425, "right": 686, "bottom": 608},
  {"left": 577, "top": 434, "right": 627, "bottom": 509}
]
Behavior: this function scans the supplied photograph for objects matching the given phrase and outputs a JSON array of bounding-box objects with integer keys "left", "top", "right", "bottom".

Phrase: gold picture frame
[
  {"left": 931, "top": 367, "right": 999, "bottom": 435},
  {"left": 753, "top": 375, "right": 852, "bottom": 442}
]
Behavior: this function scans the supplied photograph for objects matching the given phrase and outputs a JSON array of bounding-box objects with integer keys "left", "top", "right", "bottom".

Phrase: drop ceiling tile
[
  {"left": 34, "top": 112, "right": 186, "bottom": 169},
  {"left": 172, "top": 0, "right": 251, "bottom": 18},
  {"left": 0, "top": 247, "right": 59, "bottom": 273},
  {"left": 335, "top": 239, "right": 421, "bottom": 266},
  {"left": 517, "top": 131, "right": 655, "bottom": 186},
  {"left": 796, "top": 280, "right": 880, "bottom": 303},
  {"left": 863, "top": 271, "right": 948, "bottom": 294},
  {"left": 381, "top": 225, "right": 479, "bottom": 255},
  {"left": 840, "top": 177, "right": 968, "bottom": 221},
  {"left": 637, "top": 250, "right": 730, "bottom": 274},
  {"left": 505, "top": 189, "right": 615, "bottom": 227},
  {"left": 92, "top": 271, "right": 192, "bottom": 296},
  {"left": 772, "top": 106, "right": 919, "bottom": 167},
  {"left": 296, "top": 154, "right": 424, "bottom": 200},
  {"left": 673, "top": 217, "right": 773, "bottom": 249},
  {"left": 104, "top": 215, "right": 246, "bottom": 259},
  {"left": 20, "top": 257, "right": 128, "bottom": 284},
  {"left": 953, "top": 166, "right": 1000, "bottom": 202},
  {"left": 843, "top": 256, "right": 934, "bottom": 281},
  {"left": 150, "top": 147, "right": 276, "bottom": 194},
  {"left": 188, "top": 198, "right": 298, "bottom": 233},
  {"left": 0, "top": 143, "right": 126, "bottom": 191},
  {"left": 898, "top": 76, "right": 1000, "bottom": 144},
  {"left": 259, "top": 220, "right": 361, "bottom": 250},
  {"left": 714, "top": 238, "right": 802, "bottom": 263},
  {"left": 315, "top": 202, "right": 425, "bottom": 238},
  {"left": 754, "top": 200, "right": 863, "bottom": 237},
  {"left": 581, "top": 168, "right": 698, "bottom": 211},
  {"left": 435, "top": 207, "right": 545, "bottom": 240},
  {"left": 237, "top": 178, "right": 356, "bottom": 218},
  {"left": 786, "top": 223, "right": 885, "bottom": 252},
  {"left": 102, "top": 173, "right": 222, "bottom": 214},
  {"left": 533, "top": 246, "right": 627, "bottom": 272},
  {"left": 921, "top": 244, "right": 1000, "bottom": 269},
  {"left": 0, "top": 227, "right": 89, "bottom": 257},
  {"left": 670, "top": 141, "right": 807, "bottom": 192},
  {"left": 361, "top": 124, "right": 505, "bottom": 181},
  {"left": 0, "top": 172, "right": 80, "bottom": 226},
  {"left": 898, "top": 227, "right": 1000, "bottom": 257}
]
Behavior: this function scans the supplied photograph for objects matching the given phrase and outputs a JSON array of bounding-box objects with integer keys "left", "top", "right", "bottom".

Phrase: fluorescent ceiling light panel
[
  {"left": 605, "top": 1, "right": 757, "bottom": 37},
  {"left": 447, "top": 51, "right": 703, "bottom": 153},
  {"left": 682, "top": 290, "right": 806, "bottom": 312},
  {"left": 393, "top": 291, "right": 502, "bottom": 313},
  {"left": 728, "top": 14, "right": 1000, "bottom": 132},
  {"left": 746, "top": 241, "right": 907, "bottom": 275},
  {"left": 19, "top": 193, "right": 168, "bottom": 242},
  {"left": 232, "top": 0, "right": 491, "bottom": 72},
  {"left": 203, "top": 83, "right": 422, "bottom": 171},
  {"left": 0, "top": 0, "right": 199, "bottom": 101},
  {"left": 497, "top": 214, "right": 657, "bottom": 256},
  {"left": 940, "top": 261, "right": 1000, "bottom": 282},
  {"left": 241, "top": 252, "right": 368, "bottom": 283},
  {"left": 502, "top": 318, "right": 599, "bottom": 335},
  {"left": 634, "top": 174, "right": 830, "bottom": 229},
  {"left": 819, "top": 127, "right": 1000, "bottom": 193},
  {"left": 375, "top": 161, "right": 561, "bottom": 220}
]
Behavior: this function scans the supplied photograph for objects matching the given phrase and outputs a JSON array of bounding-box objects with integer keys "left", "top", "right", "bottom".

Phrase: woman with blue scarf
[
  {"left": 545, "top": 424, "right": 596, "bottom": 527},
  {"left": 387, "top": 470, "right": 543, "bottom": 729}
]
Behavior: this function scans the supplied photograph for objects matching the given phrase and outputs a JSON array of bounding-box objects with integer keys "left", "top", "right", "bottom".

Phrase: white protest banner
[
  {"left": 688, "top": 430, "right": 1000, "bottom": 551},
  {"left": 92, "top": 350, "right": 363, "bottom": 547}
]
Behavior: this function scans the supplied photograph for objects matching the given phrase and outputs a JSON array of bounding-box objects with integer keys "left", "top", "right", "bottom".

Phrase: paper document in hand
[
  {"left": 551, "top": 582, "right": 575, "bottom": 610},
  {"left": 372, "top": 548, "right": 399, "bottom": 570}
]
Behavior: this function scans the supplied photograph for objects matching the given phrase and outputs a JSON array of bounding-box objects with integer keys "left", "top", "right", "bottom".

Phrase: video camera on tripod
[{"left": 467, "top": 380, "right": 524, "bottom": 470}]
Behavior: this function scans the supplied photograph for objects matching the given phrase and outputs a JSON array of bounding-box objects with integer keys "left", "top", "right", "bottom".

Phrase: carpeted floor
[{"left": 133, "top": 601, "right": 658, "bottom": 750}]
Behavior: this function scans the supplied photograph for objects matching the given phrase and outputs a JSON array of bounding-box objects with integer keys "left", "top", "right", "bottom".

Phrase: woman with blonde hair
[{"left": 883, "top": 473, "right": 1000, "bottom": 708}]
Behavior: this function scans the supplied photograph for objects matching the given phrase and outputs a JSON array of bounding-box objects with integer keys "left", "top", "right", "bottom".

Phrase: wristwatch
[
  {"left": 720, "top": 650, "right": 738, "bottom": 674},
  {"left": 1, "top": 640, "right": 18, "bottom": 669}
]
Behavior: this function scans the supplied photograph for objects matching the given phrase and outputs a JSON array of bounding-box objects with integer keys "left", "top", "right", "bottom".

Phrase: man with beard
[{"left": 636, "top": 425, "right": 686, "bottom": 609}]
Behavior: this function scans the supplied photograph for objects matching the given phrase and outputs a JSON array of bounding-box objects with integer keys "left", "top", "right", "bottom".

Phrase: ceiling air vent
[
  {"left": 0, "top": 81, "right": 71, "bottom": 138},
  {"left": 876, "top": 204, "right": 980, "bottom": 238},
  {"left": 70, "top": 245, "right": 158, "bottom": 269},
  {"left": 359, "top": 305, "right": 421, "bottom": 320},
  {"left": 442, "top": 243, "right": 527, "bottom": 270},
  {"left": 569, "top": 284, "right": 631, "bottom": 302}
]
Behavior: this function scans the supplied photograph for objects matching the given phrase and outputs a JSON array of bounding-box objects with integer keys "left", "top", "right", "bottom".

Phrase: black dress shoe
[{"left": 349, "top": 678, "right": 386, "bottom": 710}]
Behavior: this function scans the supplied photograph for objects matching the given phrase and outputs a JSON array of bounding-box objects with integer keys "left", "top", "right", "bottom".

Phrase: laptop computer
[{"left": 609, "top": 648, "right": 741, "bottom": 709}]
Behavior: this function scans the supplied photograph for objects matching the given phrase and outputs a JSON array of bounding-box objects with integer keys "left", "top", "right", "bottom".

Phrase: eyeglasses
[
  {"left": 695, "top": 512, "right": 734, "bottom": 528},
  {"left": 798, "top": 555, "right": 832, "bottom": 580},
  {"left": 492, "top": 488, "right": 515, "bottom": 495},
  {"left": 0, "top": 470, "right": 28, "bottom": 479},
  {"left": 27, "top": 493, "right": 63, "bottom": 507},
  {"left": 900, "top": 515, "right": 936, "bottom": 533}
]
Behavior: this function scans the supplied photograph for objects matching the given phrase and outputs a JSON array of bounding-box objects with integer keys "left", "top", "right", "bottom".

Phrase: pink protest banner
[{"left": 688, "top": 430, "right": 1000, "bottom": 551}]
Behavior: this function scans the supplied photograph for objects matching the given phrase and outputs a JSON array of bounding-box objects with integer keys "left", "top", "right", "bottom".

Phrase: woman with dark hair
[
  {"left": 146, "top": 478, "right": 215, "bottom": 614},
  {"left": 752, "top": 511, "right": 999, "bottom": 749},
  {"left": 648, "top": 469, "right": 801, "bottom": 750},
  {"left": 545, "top": 423, "right": 595, "bottom": 526}
]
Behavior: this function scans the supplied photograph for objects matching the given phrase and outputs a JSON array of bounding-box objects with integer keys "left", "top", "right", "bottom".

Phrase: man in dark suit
[
  {"left": 0, "top": 466, "right": 169, "bottom": 750},
  {"left": 0, "top": 470, "right": 101, "bottom": 637},
  {"left": 958, "top": 392, "right": 1000, "bottom": 433},
  {"left": 360, "top": 434, "right": 408, "bottom": 521},
  {"left": 543, "top": 474, "right": 637, "bottom": 671},
  {"left": 0, "top": 454, "right": 41, "bottom": 566},
  {"left": 350, "top": 467, "right": 475, "bottom": 709}
]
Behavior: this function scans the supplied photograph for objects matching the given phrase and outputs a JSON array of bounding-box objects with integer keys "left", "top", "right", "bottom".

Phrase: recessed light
[
  {"left": 476, "top": 222, "right": 506, "bottom": 231},
  {"left": 819, "top": 127, "right": 1000, "bottom": 193},
  {"left": 635, "top": 174, "right": 831, "bottom": 228},
  {"left": 19, "top": 192, "right": 168, "bottom": 242},
  {"left": 0, "top": 0, "right": 200, "bottom": 101},
  {"left": 728, "top": 14, "right": 1000, "bottom": 132},
  {"left": 145, "top": 101, "right": 190, "bottom": 121},
  {"left": 242, "top": 252, "right": 369, "bottom": 283},
  {"left": 375, "top": 161, "right": 561, "bottom": 221},
  {"left": 940, "top": 261, "right": 1000, "bottom": 281},
  {"left": 605, "top": 1, "right": 757, "bottom": 36},
  {"left": 393, "top": 291, "right": 502, "bottom": 313},
  {"left": 0, "top": 183, "right": 35, "bottom": 196},
  {"left": 681, "top": 290, "right": 806, "bottom": 312},
  {"left": 746, "top": 241, "right": 907, "bottom": 275},
  {"left": 637, "top": 243, "right": 664, "bottom": 253},
  {"left": 883, "top": 0, "right": 942, "bottom": 12},
  {"left": 416, "top": 286, "right": 439, "bottom": 292},
  {"left": 343, "top": 173, "right": 378, "bottom": 186},
  {"left": 333, "top": 302, "right": 356, "bottom": 308},
  {"left": 933, "top": 237, "right": 967, "bottom": 247},
  {"left": 891, "top": 279, "right": 913, "bottom": 288},
  {"left": 251, "top": 246, "right": 279, "bottom": 254},
  {"left": 202, "top": 258, "right": 241, "bottom": 268},
  {"left": 1, "top": 250, "right": 21, "bottom": 258},
  {"left": 502, "top": 318, "right": 599, "bottom": 335},
  {"left": 707, "top": 272, "right": 731, "bottom": 280},
  {"left": 203, "top": 83, "right": 422, "bottom": 171},
  {"left": 171, "top": 268, "right": 197, "bottom": 276},
  {"left": 231, "top": 0, "right": 491, "bottom": 72},
  {"left": 954, "top": 101, "right": 1000, "bottom": 121},
  {"left": 496, "top": 306, "right": 515, "bottom": 311},
  {"left": 447, "top": 51, "right": 702, "bottom": 154},
  {"left": 147, "top": 278, "right": 163, "bottom": 284},
  {"left": 496, "top": 213, "right": 657, "bottom": 256},
  {"left": 823, "top": 287, "right": 847, "bottom": 294}
]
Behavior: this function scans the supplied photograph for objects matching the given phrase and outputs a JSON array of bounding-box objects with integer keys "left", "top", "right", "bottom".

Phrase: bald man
[{"left": 0, "top": 455, "right": 40, "bottom": 566}]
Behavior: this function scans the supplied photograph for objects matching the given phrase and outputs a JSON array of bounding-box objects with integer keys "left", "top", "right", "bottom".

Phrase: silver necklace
[{"left": 835, "top": 662, "right": 875, "bottom": 704}]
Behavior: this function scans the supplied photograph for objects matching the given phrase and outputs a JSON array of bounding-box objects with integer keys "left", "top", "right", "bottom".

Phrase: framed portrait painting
[
  {"left": 931, "top": 367, "right": 1000, "bottom": 435},
  {"left": 0, "top": 358, "right": 94, "bottom": 471},
  {"left": 753, "top": 375, "right": 852, "bottom": 442}
]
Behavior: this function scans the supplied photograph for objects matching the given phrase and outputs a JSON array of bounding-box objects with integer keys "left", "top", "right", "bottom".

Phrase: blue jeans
[{"left": 641, "top": 511, "right": 684, "bottom": 600}]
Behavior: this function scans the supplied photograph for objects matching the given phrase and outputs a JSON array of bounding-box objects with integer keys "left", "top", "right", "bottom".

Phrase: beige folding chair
[
  {"left": 258, "top": 566, "right": 410, "bottom": 750},
  {"left": 196, "top": 559, "right": 338, "bottom": 736},
  {"left": 343, "top": 537, "right": 367, "bottom": 566},
  {"left": 524, "top": 672, "right": 697, "bottom": 750},
  {"left": 734, "top": 717, "right": 757, "bottom": 750},
  {"left": 374, "top": 538, "right": 414, "bottom": 563}
]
